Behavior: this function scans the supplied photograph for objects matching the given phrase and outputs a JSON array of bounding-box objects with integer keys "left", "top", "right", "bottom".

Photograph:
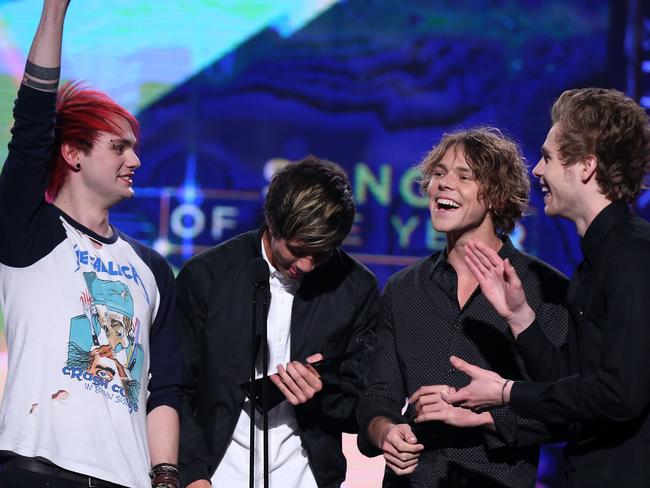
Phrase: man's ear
[
  {"left": 60, "top": 142, "right": 81, "bottom": 170},
  {"left": 265, "top": 217, "right": 276, "bottom": 236},
  {"left": 579, "top": 154, "right": 598, "bottom": 183}
]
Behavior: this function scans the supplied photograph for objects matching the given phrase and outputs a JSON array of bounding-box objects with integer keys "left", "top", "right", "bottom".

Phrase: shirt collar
[
  {"left": 581, "top": 202, "right": 630, "bottom": 265},
  {"left": 52, "top": 205, "right": 118, "bottom": 245},
  {"left": 260, "top": 236, "right": 301, "bottom": 292}
]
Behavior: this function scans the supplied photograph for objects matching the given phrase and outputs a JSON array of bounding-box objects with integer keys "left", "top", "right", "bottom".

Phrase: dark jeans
[{"left": 0, "top": 456, "right": 127, "bottom": 488}]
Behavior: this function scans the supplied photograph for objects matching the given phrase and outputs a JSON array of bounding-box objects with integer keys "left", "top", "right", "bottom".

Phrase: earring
[{"left": 75, "top": 163, "right": 81, "bottom": 170}]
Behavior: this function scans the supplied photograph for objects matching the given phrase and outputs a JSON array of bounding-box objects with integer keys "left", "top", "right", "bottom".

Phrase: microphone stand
[
  {"left": 249, "top": 283, "right": 257, "bottom": 488},
  {"left": 261, "top": 284, "right": 269, "bottom": 488},
  {"left": 250, "top": 259, "right": 269, "bottom": 488}
]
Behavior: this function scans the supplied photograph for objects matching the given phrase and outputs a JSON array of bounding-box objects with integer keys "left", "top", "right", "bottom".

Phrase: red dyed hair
[{"left": 45, "top": 81, "right": 140, "bottom": 202}]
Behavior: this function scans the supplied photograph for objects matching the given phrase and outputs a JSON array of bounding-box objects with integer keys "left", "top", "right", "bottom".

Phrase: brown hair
[
  {"left": 419, "top": 127, "right": 530, "bottom": 235},
  {"left": 551, "top": 87, "right": 650, "bottom": 202},
  {"left": 264, "top": 155, "right": 355, "bottom": 254}
]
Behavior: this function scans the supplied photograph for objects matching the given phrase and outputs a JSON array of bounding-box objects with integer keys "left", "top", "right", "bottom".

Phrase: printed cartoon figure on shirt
[{"left": 66, "top": 271, "right": 144, "bottom": 410}]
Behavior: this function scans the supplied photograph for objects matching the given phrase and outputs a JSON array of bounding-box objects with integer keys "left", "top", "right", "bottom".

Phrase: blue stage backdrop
[
  {"left": 1, "top": 1, "right": 648, "bottom": 487},
  {"left": 109, "top": 0, "right": 648, "bottom": 288}
]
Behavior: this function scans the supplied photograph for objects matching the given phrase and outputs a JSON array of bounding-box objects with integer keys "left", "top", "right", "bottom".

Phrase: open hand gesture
[{"left": 464, "top": 240, "right": 535, "bottom": 335}]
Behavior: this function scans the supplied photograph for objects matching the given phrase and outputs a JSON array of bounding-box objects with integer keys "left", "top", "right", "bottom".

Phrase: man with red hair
[
  {"left": 0, "top": 2, "right": 182, "bottom": 487},
  {"left": 45, "top": 81, "right": 140, "bottom": 203}
]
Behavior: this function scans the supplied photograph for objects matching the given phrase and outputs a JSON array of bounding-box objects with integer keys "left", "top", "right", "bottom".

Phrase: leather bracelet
[
  {"left": 149, "top": 463, "right": 180, "bottom": 488},
  {"left": 501, "top": 380, "right": 512, "bottom": 406}
]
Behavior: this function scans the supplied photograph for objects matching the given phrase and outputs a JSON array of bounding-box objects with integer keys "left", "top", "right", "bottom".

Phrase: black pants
[
  {"left": 0, "top": 456, "right": 126, "bottom": 488},
  {"left": 0, "top": 469, "right": 72, "bottom": 488}
]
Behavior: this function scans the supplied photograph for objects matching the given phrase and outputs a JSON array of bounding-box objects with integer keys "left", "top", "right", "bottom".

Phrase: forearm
[
  {"left": 508, "top": 373, "right": 647, "bottom": 425},
  {"left": 485, "top": 407, "right": 555, "bottom": 449},
  {"left": 147, "top": 405, "right": 179, "bottom": 465},
  {"left": 177, "top": 397, "right": 216, "bottom": 486},
  {"left": 315, "top": 292, "right": 379, "bottom": 426},
  {"left": 25, "top": 1, "right": 69, "bottom": 91},
  {"left": 515, "top": 305, "right": 571, "bottom": 381},
  {"left": 367, "top": 416, "right": 395, "bottom": 449},
  {"left": 509, "top": 256, "right": 650, "bottom": 424},
  {"left": 505, "top": 304, "right": 536, "bottom": 339}
]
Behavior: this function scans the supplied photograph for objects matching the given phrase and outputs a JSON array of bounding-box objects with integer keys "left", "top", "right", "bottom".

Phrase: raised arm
[
  {"left": 24, "top": 0, "right": 69, "bottom": 91},
  {"left": 0, "top": 0, "right": 70, "bottom": 265}
]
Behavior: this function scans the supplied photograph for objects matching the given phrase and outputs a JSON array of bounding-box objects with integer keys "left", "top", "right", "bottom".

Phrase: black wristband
[
  {"left": 25, "top": 60, "right": 61, "bottom": 80},
  {"left": 22, "top": 77, "right": 59, "bottom": 91}
]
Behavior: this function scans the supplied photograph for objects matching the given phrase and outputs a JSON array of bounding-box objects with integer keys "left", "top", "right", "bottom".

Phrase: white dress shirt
[{"left": 211, "top": 241, "right": 318, "bottom": 488}]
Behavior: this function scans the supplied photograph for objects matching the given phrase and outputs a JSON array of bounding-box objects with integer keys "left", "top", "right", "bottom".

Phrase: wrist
[
  {"left": 507, "top": 306, "right": 535, "bottom": 338},
  {"left": 150, "top": 463, "right": 180, "bottom": 488},
  {"left": 504, "top": 380, "right": 514, "bottom": 404},
  {"left": 501, "top": 380, "right": 514, "bottom": 406},
  {"left": 369, "top": 416, "right": 395, "bottom": 449}
]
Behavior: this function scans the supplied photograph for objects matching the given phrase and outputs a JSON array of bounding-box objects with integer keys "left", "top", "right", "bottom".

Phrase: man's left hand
[
  {"left": 441, "top": 356, "right": 510, "bottom": 410},
  {"left": 410, "top": 385, "right": 491, "bottom": 427},
  {"left": 270, "top": 353, "right": 323, "bottom": 405}
]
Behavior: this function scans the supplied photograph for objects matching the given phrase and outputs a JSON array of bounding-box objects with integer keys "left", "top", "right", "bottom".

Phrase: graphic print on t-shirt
[{"left": 63, "top": 271, "right": 144, "bottom": 413}]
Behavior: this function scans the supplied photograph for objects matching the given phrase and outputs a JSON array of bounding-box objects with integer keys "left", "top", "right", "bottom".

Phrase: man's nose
[
  {"left": 295, "top": 256, "right": 315, "bottom": 274},
  {"left": 127, "top": 151, "right": 141, "bottom": 169}
]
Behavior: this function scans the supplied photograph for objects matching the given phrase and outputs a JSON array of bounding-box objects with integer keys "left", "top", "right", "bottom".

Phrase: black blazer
[{"left": 177, "top": 229, "right": 380, "bottom": 487}]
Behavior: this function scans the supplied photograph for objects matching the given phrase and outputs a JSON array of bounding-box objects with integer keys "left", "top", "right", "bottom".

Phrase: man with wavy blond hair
[{"left": 357, "top": 127, "right": 569, "bottom": 487}]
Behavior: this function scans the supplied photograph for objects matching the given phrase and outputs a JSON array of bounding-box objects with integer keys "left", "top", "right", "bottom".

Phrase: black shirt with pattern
[{"left": 358, "top": 238, "right": 569, "bottom": 488}]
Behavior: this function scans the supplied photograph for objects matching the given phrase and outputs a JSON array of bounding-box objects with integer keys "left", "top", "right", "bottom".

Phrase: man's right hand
[
  {"left": 369, "top": 417, "right": 424, "bottom": 476},
  {"left": 186, "top": 480, "right": 210, "bottom": 488}
]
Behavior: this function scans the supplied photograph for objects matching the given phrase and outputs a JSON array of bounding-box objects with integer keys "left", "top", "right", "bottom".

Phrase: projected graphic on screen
[{"left": 1, "top": 1, "right": 647, "bottom": 486}]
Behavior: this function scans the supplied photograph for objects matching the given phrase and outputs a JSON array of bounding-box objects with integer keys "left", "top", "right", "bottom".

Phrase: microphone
[
  {"left": 250, "top": 257, "right": 269, "bottom": 338},
  {"left": 250, "top": 257, "right": 270, "bottom": 288}
]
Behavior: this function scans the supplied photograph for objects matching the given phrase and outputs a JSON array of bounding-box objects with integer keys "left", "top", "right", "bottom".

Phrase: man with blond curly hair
[{"left": 357, "top": 127, "right": 569, "bottom": 487}]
